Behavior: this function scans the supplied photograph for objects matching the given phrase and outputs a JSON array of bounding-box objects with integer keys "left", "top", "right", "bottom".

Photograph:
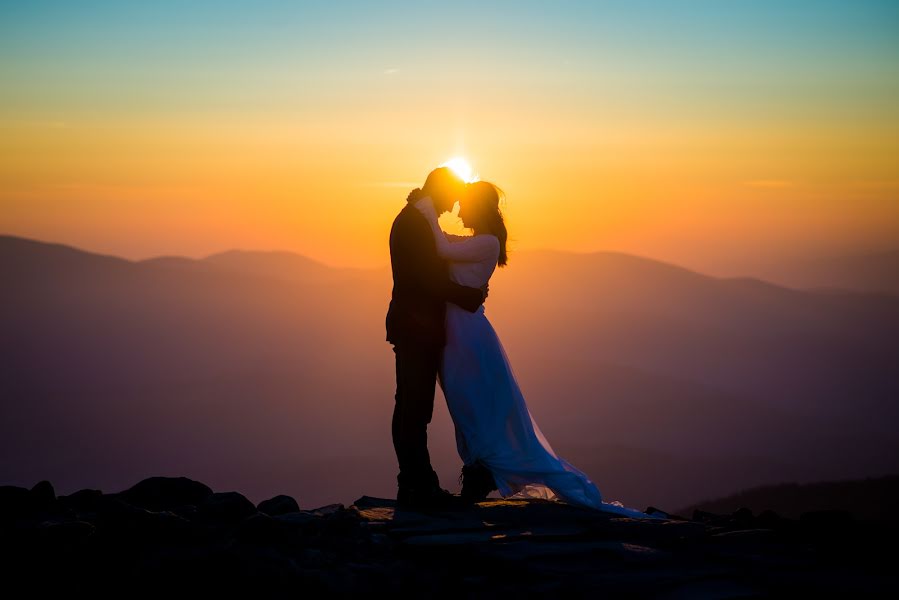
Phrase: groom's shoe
[
  {"left": 460, "top": 462, "right": 498, "bottom": 504},
  {"left": 396, "top": 470, "right": 466, "bottom": 511},
  {"left": 397, "top": 484, "right": 465, "bottom": 511}
]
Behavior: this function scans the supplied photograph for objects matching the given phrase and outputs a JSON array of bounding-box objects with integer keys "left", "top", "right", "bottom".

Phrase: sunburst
[{"left": 441, "top": 157, "right": 480, "bottom": 183}]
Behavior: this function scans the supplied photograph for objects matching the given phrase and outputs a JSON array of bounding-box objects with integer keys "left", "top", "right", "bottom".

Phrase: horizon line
[
  {"left": 0, "top": 231, "right": 708, "bottom": 272},
  {"left": 2, "top": 232, "right": 898, "bottom": 286}
]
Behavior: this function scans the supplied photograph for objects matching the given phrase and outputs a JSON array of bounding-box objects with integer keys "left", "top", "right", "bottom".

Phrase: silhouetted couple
[{"left": 386, "top": 166, "right": 662, "bottom": 517}]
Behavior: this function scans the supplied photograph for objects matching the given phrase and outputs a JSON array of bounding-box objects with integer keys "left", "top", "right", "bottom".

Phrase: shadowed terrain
[
  {"left": 1, "top": 475, "right": 896, "bottom": 596},
  {"left": 678, "top": 475, "right": 899, "bottom": 521}
]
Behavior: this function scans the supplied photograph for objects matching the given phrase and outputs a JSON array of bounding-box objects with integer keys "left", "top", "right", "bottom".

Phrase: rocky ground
[{"left": 1, "top": 476, "right": 896, "bottom": 597}]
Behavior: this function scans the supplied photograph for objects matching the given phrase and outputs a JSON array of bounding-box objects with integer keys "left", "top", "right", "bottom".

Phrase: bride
[{"left": 413, "top": 181, "right": 663, "bottom": 519}]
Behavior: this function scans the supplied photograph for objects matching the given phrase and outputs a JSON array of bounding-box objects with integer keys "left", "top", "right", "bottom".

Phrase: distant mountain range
[
  {"left": 755, "top": 249, "right": 899, "bottom": 295},
  {"left": 2, "top": 233, "right": 897, "bottom": 510}
]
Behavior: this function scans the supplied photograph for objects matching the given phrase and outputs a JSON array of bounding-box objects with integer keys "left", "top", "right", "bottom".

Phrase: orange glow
[
  {"left": 1, "top": 3, "right": 897, "bottom": 275},
  {"left": 1, "top": 108, "right": 897, "bottom": 273}
]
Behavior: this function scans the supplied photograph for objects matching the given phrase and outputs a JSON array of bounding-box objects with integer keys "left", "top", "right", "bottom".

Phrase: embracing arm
[
  {"left": 392, "top": 207, "right": 484, "bottom": 312},
  {"left": 414, "top": 197, "right": 500, "bottom": 263},
  {"left": 421, "top": 261, "right": 484, "bottom": 313}
]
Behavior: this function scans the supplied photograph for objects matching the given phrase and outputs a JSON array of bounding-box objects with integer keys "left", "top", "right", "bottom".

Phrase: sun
[{"left": 441, "top": 157, "right": 480, "bottom": 183}]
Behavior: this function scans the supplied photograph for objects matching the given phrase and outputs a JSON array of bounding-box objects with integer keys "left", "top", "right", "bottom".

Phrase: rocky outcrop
[
  {"left": 115, "top": 476, "right": 214, "bottom": 511},
  {"left": 257, "top": 494, "right": 301, "bottom": 516},
  {"left": 0, "top": 476, "right": 896, "bottom": 596}
]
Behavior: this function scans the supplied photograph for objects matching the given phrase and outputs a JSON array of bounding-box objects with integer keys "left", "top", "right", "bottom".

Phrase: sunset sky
[{"left": 2, "top": 1, "right": 897, "bottom": 272}]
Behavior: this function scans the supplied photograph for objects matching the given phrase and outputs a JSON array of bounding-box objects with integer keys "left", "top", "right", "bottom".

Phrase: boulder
[
  {"left": 257, "top": 494, "right": 300, "bottom": 516},
  {"left": 58, "top": 489, "right": 104, "bottom": 513},
  {"left": 234, "top": 513, "right": 294, "bottom": 546},
  {"left": 92, "top": 496, "right": 197, "bottom": 543},
  {"left": 0, "top": 485, "right": 31, "bottom": 515},
  {"left": 38, "top": 520, "right": 96, "bottom": 545},
  {"left": 116, "top": 477, "right": 213, "bottom": 511},
  {"left": 198, "top": 492, "right": 257, "bottom": 523},
  {"left": 30, "top": 480, "right": 57, "bottom": 509},
  {"left": 0, "top": 482, "right": 60, "bottom": 517}
]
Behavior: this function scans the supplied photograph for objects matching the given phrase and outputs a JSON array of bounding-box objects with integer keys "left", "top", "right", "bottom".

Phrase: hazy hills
[
  {"left": 756, "top": 249, "right": 899, "bottom": 295},
  {"left": 1, "top": 234, "right": 897, "bottom": 510}
]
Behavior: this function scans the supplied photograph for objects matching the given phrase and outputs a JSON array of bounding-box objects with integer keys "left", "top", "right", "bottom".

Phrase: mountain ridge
[
  {"left": 4, "top": 232, "right": 896, "bottom": 297},
  {"left": 7, "top": 234, "right": 899, "bottom": 296}
]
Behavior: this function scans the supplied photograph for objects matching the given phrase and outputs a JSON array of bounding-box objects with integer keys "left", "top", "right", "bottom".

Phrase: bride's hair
[{"left": 467, "top": 181, "right": 508, "bottom": 267}]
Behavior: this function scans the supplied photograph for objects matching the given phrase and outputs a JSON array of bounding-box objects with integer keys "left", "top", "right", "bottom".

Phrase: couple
[{"left": 386, "top": 166, "right": 661, "bottom": 518}]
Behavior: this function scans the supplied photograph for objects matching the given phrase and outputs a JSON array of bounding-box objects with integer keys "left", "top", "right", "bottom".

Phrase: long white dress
[{"left": 414, "top": 197, "right": 663, "bottom": 519}]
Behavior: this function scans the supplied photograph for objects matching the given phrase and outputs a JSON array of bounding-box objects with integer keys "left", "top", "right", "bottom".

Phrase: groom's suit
[{"left": 386, "top": 199, "right": 483, "bottom": 491}]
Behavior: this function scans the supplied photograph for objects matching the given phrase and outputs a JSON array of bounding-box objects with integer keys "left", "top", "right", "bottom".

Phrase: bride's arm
[{"left": 415, "top": 197, "right": 499, "bottom": 262}]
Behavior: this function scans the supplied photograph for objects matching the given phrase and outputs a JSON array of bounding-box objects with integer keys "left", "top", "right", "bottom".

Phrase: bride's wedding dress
[{"left": 414, "top": 197, "right": 663, "bottom": 518}]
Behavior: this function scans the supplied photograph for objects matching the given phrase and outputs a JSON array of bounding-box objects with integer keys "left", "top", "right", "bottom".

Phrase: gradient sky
[{"left": 1, "top": 0, "right": 897, "bottom": 271}]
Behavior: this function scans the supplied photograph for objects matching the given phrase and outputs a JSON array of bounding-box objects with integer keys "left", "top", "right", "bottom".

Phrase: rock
[
  {"left": 38, "top": 520, "right": 96, "bottom": 544},
  {"left": 479, "top": 539, "right": 665, "bottom": 563},
  {"left": 693, "top": 507, "right": 757, "bottom": 529},
  {"left": 732, "top": 507, "right": 755, "bottom": 528},
  {"left": 198, "top": 492, "right": 257, "bottom": 523},
  {"left": 274, "top": 511, "right": 319, "bottom": 527},
  {"left": 711, "top": 528, "right": 777, "bottom": 541},
  {"left": 257, "top": 494, "right": 300, "bottom": 516},
  {"left": 97, "top": 495, "right": 149, "bottom": 518},
  {"left": 0, "top": 482, "right": 61, "bottom": 518},
  {"left": 58, "top": 489, "right": 104, "bottom": 513},
  {"left": 3, "top": 477, "right": 896, "bottom": 596},
  {"left": 692, "top": 509, "right": 720, "bottom": 522},
  {"left": 799, "top": 509, "right": 854, "bottom": 539},
  {"left": 116, "top": 476, "right": 213, "bottom": 511},
  {"left": 799, "top": 509, "right": 852, "bottom": 526},
  {"left": 234, "top": 513, "right": 294, "bottom": 546},
  {"left": 757, "top": 509, "right": 782, "bottom": 529},
  {"left": 90, "top": 495, "right": 198, "bottom": 543},
  {"left": 30, "top": 480, "right": 56, "bottom": 509},
  {"left": 170, "top": 504, "right": 200, "bottom": 520},
  {"left": 644, "top": 506, "right": 673, "bottom": 519},
  {"left": 309, "top": 503, "right": 344, "bottom": 516},
  {"left": 402, "top": 531, "right": 504, "bottom": 546},
  {"left": 0, "top": 485, "right": 32, "bottom": 515},
  {"left": 655, "top": 579, "right": 761, "bottom": 599}
]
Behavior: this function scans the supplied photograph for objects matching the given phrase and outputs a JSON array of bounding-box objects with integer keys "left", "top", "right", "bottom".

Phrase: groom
[{"left": 386, "top": 166, "right": 486, "bottom": 509}]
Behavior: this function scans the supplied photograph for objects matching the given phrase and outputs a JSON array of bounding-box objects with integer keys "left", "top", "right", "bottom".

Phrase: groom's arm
[
  {"left": 399, "top": 212, "right": 484, "bottom": 312},
  {"left": 421, "top": 260, "right": 484, "bottom": 313}
]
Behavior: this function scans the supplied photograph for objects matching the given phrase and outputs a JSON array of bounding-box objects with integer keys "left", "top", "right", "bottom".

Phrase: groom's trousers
[{"left": 391, "top": 343, "right": 441, "bottom": 489}]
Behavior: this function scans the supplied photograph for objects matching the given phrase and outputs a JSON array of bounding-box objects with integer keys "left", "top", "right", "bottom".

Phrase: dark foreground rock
[
  {"left": 257, "top": 494, "right": 301, "bottom": 516},
  {"left": 1, "top": 477, "right": 897, "bottom": 597}
]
